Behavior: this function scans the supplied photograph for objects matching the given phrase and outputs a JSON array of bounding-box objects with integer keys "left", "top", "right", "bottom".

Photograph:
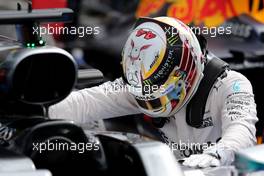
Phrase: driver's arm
[
  {"left": 183, "top": 70, "right": 258, "bottom": 168},
  {"left": 49, "top": 78, "right": 140, "bottom": 123},
  {"left": 205, "top": 70, "right": 258, "bottom": 165}
]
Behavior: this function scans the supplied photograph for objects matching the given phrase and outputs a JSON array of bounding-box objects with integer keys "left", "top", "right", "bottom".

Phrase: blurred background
[{"left": 0, "top": 0, "right": 263, "bottom": 143}]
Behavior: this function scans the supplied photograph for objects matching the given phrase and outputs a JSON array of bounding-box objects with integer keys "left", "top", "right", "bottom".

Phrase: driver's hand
[{"left": 182, "top": 153, "right": 220, "bottom": 168}]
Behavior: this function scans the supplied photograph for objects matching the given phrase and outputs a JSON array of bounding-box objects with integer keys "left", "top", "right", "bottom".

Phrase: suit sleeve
[
  {"left": 204, "top": 71, "right": 258, "bottom": 165},
  {"left": 48, "top": 78, "right": 140, "bottom": 123}
]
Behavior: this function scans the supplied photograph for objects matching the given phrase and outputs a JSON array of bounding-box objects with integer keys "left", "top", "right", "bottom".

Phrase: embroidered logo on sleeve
[{"left": 232, "top": 81, "right": 241, "bottom": 92}]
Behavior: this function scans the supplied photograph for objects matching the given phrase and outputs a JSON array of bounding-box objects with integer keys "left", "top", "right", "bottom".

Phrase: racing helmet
[{"left": 122, "top": 17, "right": 205, "bottom": 117}]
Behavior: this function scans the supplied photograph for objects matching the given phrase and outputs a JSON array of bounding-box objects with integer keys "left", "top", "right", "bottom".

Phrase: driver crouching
[{"left": 49, "top": 16, "right": 258, "bottom": 168}]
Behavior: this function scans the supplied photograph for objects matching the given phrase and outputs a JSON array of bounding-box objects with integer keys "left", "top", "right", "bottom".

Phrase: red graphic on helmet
[
  {"left": 129, "top": 39, "right": 152, "bottom": 63},
  {"left": 136, "top": 29, "right": 157, "bottom": 39}
]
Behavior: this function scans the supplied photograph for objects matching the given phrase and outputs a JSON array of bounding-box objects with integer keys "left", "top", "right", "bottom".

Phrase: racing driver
[{"left": 49, "top": 17, "right": 258, "bottom": 168}]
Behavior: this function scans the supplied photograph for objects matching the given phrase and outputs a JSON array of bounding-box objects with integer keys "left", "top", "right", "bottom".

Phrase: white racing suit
[{"left": 49, "top": 70, "right": 258, "bottom": 166}]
